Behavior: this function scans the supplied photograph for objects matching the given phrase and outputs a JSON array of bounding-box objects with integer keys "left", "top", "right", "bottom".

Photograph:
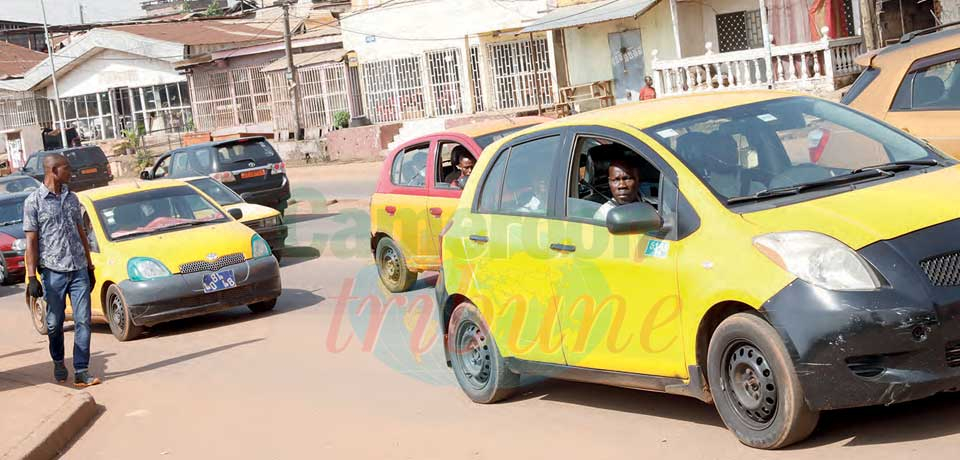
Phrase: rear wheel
[
  {"left": 375, "top": 237, "right": 416, "bottom": 293},
  {"left": 27, "top": 294, "right": 47, "bottom": 335},
  {"left": 248, "top": 298, "right": 277, "bottom": 313},
  {"left": 106, "top": 284, "right": 143, "bottom": 342},
  {"left": 707, "top": 313, "right": 819, "bottom": 449},
  {"left": 448, "top": 302, "right": 520, "bottom": 404}
]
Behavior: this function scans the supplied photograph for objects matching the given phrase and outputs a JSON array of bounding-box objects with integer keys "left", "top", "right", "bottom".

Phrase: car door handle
[
  {"left": 469, "top": 235, "right": 488, "bottom": 243},
  {"left": 385, "top": 205, "right": 397, "bottom": 216},
  {"left": 550, "top": 243, "right": 576, "bottom": 253},
  {"left": 429, "top": 207, "right": 442, "bottom": 217}
]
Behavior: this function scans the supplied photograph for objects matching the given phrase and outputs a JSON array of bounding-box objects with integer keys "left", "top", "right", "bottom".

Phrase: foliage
[
  {"left": 334, "top": 111, "right": 350, "bottom": 130},
  {"left": 120, "top": 125, "right": 153, "bottom": 170},
  {"left": 203, "top": 3, "right": 224, "bottom": 17}
]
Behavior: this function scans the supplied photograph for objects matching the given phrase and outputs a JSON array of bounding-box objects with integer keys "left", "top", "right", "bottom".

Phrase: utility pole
[
  {"left": 78, "top": 2, "right": 85, "bottom": 25},
  {"left": 39, "top": 0, "right": 68, "bottom": 149},
  {"left": 282, "top": 2, "right": 303, "bottom": 140}
]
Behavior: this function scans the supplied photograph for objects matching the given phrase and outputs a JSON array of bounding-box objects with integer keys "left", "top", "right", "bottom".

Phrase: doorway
[{"left": 608, "top": 29, "right": 645, "bottom": 102}]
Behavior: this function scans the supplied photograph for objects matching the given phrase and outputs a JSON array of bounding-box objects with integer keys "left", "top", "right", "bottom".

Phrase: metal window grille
[
  {"left": 486, "top": 37, "right": 554, "bottom": 111},
  {"left": 0, "top": 92, "right": 52, "bottom": 130},
  {"left": 360, "top": 56, "right": 427, "bottom": 123},
  {"left": 265, "top": 63, "right": 350, "bottom": 130},
  {"left": 190, "top": 64, "right": 272, "bottom": 131},
  {"left": 470, "top": 45, "right": 485, "bottom": 113},
  {"left": 716, "top": 10, "right": 763, "bottom": 52},
  {"left": 425, "top": 48, "right": 463, "bottom": 116}
]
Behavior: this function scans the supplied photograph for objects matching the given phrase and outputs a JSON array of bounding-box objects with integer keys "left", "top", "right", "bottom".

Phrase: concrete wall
[
  {"left": 677, "top": 1, "right": 707, "bottom": 56},
  {"left": 691, "top": 0, "right": 765, "bottom": 51},
  {"left": 561, "top": 0, "right": 678, "bottom": 87},
  {"left": 941, "top": 0, "right": 960, "bottom": 22},
  {"left": 47, "top": 49, "right": 185, "bottom": 99},
  {"left": 1, "top": 125, "right": 44, "bottom": 168}
]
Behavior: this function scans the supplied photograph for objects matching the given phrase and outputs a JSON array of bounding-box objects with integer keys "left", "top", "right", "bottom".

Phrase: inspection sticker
[
  {"left": 656, "top": 128, "right": 679, "bottom": 138},
  {"left": 757, "top": 113, "right": 778, "bottom": 122},
  {"left": 644, "top": 240, "right": 670, "bottom": 258}
]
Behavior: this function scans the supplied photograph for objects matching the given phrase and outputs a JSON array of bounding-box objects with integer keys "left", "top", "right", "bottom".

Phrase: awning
[
  {"left": 520, "top": 0, "right": 659, "bottom": 33},
  {"left": 261, "top": 48, "right": 346, "bottom": 73}
]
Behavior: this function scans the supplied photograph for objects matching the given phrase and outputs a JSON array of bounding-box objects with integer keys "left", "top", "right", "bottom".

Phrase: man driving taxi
[{"left": 593, "top": 150, "right": 644, "bottom": 221}]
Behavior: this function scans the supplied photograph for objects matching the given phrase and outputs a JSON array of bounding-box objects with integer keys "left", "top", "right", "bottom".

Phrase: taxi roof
[
  {"left": 859, "top": 27, "right": 960, "bottom": 67},
  {"left": 77, "top": 179, "right": 190, "bottom": 201},
  {"left": 445, "top": 116, "right": 552, "bottom": 138}
]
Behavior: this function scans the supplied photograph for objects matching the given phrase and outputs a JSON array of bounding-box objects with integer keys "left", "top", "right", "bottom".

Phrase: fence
[
  {"left": 266, "top": 62, "right": 351, "bottom": 131},
  {"left": 487, "top": 38, "right": 554, "bottom": 110},
  {"left": 360, "top": 56, "right": 428, "bottom": 124}
]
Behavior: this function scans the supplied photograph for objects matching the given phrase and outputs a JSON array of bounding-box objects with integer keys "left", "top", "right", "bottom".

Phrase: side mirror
[
  {"left": 228, "top": 208, "right": 243, "bottom": 220},
  {"left": 606, "top": 202, "right": 662, "bottom": 235},
  {"left": 139, "top": 170, "right": 152, "bottom": 180}
]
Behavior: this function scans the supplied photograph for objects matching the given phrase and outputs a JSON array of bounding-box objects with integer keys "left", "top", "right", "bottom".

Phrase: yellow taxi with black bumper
[
  {"left": 64, "top": 180, "right": 281, "bottom": 341},
  {"left": 437, "top": 91, "right": 960, "bottom": 448}
]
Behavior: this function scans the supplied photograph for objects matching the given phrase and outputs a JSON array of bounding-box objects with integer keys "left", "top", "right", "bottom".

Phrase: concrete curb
[{"left": 2, "top": 391, "right": 97, "bottom": 460}]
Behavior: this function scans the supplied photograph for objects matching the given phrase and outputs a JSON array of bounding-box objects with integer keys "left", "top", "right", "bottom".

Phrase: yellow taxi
[
  {"left": 369, "top": 117, "right": 549, "bottom": 292},
  {"left": 43, "top": 180, "right": 282, "bottom": 341},
  {"left": 843, "top": 24, "right": 960, "bottom": 156},
  {"left": 437, "top": 91, "right": 960, "bottom": 448}
]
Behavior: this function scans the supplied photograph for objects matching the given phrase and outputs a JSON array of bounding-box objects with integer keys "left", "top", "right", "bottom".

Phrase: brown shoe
[{"left": 74, "top": 371, "right": 101, "bottom": 388}]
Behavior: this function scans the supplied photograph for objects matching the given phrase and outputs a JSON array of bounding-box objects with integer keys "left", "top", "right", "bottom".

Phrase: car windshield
[
  {"left": 186, "top": 177, "right": 244, "bottom": 206},
  {"left": 645, "top": 96, "right": 947, "bottom": 205},
  {"left": 93, "top": 185, "right": 228, "bottom": 241},
  {"left": 0, "top": 200, "right": 23, "bottom": 226},
  {"left": 474, "top": 126, "right": 529, "bottom": 149},
  {"left": 0, "top": 176, "right": 40, "bottom": 194}
]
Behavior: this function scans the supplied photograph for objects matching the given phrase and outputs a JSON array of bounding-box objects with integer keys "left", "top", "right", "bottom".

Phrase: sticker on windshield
[
  {"left": 656, "top": 128, "right": 679, "bottom": 138},
  {"left": 644, "top": 240, "right": 670, "bottom": 259},
  {"left": 757, "top": 113, "right": 778, "bottom": 122}
]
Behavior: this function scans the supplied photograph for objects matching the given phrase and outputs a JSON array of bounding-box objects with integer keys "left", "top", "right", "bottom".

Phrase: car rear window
[
  {"left": 840, "top": 67, "right": 880, "bottom": 105},
  {"left": 63, "top": 147, "right": 108, "bottom": 167},
  {"left": 214, "top": 140, "right": 281, "bottom": 171}
]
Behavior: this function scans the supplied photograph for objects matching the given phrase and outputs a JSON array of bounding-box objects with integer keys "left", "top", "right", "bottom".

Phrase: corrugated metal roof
[
  {"left": 520, "top": 0, "right": 659, "bottom": 33},
  {"left": 0, "top": 41, "right": 46, "bottom": 79},
  {"left": 109, "top": 20, "right": 284, "bottom": 46},
  {"left": 261, "top": 48, "right": 345, "bottom": 73}
]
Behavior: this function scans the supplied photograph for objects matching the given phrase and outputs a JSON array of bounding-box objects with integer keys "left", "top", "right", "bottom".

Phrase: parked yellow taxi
[
  {"left": 437, "top": 91, "right": 960, "bottom": 448},
  {"left": 54, "top": 180, "right": 281, "bottom": 341},
  {"left": 369, "top": 117, "right": 549, "bottom": 292}
]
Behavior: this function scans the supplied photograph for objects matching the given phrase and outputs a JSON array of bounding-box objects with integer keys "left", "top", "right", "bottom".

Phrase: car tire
[
  {"left": 248, "top": 298, "right": 277, "bottom": 313},
  {"left": 375, "top": 237, "right": 416, "bottom": 293},
  {"left": 707, "top": 313, "right": 820, "bottom": 449},
  {"left": 448, "top": 301, "right": 521, "bottom": 404},
  {"left": 27, "top": 293, "right": 48, "bottom": 336},
  {"left": 272, "top": 250, "right": 282, "bottom": 264},
  {"left": 106, "top": 284, "right": 143, "bottom": 342}
]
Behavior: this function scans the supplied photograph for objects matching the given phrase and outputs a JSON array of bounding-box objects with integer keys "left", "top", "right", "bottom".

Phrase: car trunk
[{"left": 213, "top": 139, "right": 285, "bottom": 195}]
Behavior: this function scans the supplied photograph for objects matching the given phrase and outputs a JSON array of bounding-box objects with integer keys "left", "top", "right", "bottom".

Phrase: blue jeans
[{"left": 42, "top": 268, "right": 92, "bottom": 372}]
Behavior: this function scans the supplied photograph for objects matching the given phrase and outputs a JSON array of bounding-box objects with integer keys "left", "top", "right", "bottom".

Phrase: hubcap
[
  {"left": 722, "top": 342, "right": 778, "bottom": 427},
  {"left": 380, "top": 247, "right": 401, "bottom": 285},
  {"left": 111, "top": 295, "right": 125, "bottom": 329},
  {"left": 456, "top": 321, "right": 491, "bottom": 389}
]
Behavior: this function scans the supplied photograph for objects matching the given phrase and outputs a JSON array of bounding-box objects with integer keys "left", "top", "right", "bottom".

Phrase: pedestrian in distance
[
  {"left": 24, "top": 153, "right": 101, "bottom": 388},
  {"left": 639, "top": 75, "right": 657, "bottom": 101}
]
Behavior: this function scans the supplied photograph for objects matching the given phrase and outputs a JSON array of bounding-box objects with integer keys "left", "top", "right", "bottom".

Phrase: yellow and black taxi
[
  {"left": 437, "top": 91, "right": 960, "bottom": 448},
  {"left": 48, "top": 180, "right": 282, "bottom": 341}
]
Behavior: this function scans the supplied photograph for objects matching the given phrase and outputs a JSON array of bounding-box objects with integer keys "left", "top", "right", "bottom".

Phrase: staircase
[{"left": 385, "top": 118, "right": 447, "bottom": 153}]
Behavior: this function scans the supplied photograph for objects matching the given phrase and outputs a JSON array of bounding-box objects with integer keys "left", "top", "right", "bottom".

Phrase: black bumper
[
  {"left": 238, "top": 179, "right": 291, "bottom": 210},
  {"left": 118, "top": 256, "right": 281, "bottom": 327},
  {"left": 763, "top": 219, "right": 960, "bottom": 411},
  {"left": 247, "top": 223, "right": 288, "bottom": 252},
  {"left": 434, "top": 270, "right": 452, "bottom": 367}
]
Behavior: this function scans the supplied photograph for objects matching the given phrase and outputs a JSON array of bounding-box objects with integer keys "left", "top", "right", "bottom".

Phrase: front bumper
[
  {"left": 763, "top": 219, "right": 960, "bottom": 411},
  {"left": 245, "top": 223, "right": 288, "bottom": 252},
  {"left": 2, "top": 252, "right": 24, "bottom": 278},
  {"left": 118, "top": 256, "right": 281, "bottom": 327}
]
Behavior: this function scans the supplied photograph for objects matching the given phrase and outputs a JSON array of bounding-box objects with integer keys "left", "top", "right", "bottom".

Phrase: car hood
[
  {"left": 0, "top": 223, "right": 24, "bottom": 240},
  {"left": 226, "top": 202, "right": 280, "bottom": 223},
  {"left": 740, "top": 165, "right": 960, "bottom": 250},
  {"left": 107, "top": 221, "right": 257, "bottom": 274}
]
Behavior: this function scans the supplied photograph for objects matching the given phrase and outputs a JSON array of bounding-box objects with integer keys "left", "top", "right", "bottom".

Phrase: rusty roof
[
  {"left": 0, "top": 41, "right": 46, "bottom": 79},
  {"left": 108, "top": 20, "right": 284, "bottom": 46}
]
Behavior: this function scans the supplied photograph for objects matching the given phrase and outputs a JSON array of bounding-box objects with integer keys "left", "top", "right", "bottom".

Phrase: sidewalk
[{"left": 0, "top": 375, "right": 97, "bottom": 460}]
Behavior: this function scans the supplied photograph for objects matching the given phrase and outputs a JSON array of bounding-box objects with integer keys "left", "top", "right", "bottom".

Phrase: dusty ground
[{"left": 2, "top": 162, "right": 960, "bottom": 459}]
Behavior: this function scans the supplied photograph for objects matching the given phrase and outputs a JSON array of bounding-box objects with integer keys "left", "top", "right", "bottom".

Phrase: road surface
[{"left": 1, "top": 162, "right": 959, "bottom": 459}]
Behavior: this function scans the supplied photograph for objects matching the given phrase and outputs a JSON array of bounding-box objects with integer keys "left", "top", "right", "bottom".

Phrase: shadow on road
[
  {"left": 0, "top": 284, "right": 23, "bottom": 299},
  {"left": 284, "top": 213, "right": 337, "bottom": 225},
  {"left": 279, "top": 246, "right": 321, "bottom": 267},
  {"left": 0, "top": 347, "right": 42, "bottom": 360},
  {"left": 793, "top": 391, "right": 960, "bottom": 448}
]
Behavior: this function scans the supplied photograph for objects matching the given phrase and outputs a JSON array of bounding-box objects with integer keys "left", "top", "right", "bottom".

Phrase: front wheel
[
  {"left": 448, "top": 302, "right": 520, "bottom": 404},
  {"left": 248, "top": 298, "right": 277, "bottom": 313},
  {"left": 27, "top": 294, "right": 47, "bottom": 335},
  {"left": 375, "top": 237, "right": 416, "bottom": 293},
  {"left": 106, "top": 284, "right": 143, "bottom": 341},
  {"left": 707, "top": 313, "right": 819, "bottom": 449}
]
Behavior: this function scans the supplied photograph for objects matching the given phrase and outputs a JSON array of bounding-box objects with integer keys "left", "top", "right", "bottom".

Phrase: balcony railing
[{"left": 651, "top": 29, "right": 864, "bottom": 97}]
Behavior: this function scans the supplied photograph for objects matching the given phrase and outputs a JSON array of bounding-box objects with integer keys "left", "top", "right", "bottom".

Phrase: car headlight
[
  {"left": 11, "top": 238, "right": 26, "bottom": 252},
  {"left": 753, "top": 231, "right": 884, "bottom": 291},
  {"left": 127, "top": 257, "right": 171, "bottom": 281},
  {"left": 252, "top": 234, "right": 271, "bottom": 258}
]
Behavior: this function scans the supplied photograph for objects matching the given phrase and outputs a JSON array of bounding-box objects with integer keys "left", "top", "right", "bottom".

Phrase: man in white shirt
[{"left": 593, "top": 156, "right": 643, "bottom": 222}]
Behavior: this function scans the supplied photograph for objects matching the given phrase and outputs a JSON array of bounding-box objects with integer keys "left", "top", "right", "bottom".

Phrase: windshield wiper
[
  {"left": 0, "top": 219, "right": 22, "bottom": 226},
  {"left": 112, "top": 220, "right": 210, "bottom": 240},
  {"left": 728, "top": 168, "right": 890, "bottom": 204},
  {"left": 850, "top": 159, "right": 940, "bottom": 174},
  {"left": 231, "top": 157, "right": 257, "bottom": 165}
]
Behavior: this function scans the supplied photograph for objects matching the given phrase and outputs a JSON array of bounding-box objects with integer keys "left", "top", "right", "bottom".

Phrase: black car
[
  {"left": 20, "top": 146, "right": 113, "bottom": 192},
  {"left": 144, "top": 137, "right": 291, "bottom": 213}
]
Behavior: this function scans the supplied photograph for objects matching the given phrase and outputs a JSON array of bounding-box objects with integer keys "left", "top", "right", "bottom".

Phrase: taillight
[
  {"left": 107, "top": 163, "right": 113, "bottom": 176},
  {"left": 210, "top": 171, "right": 236, "bottom": 183},
  {"left": 271, "top": 162, "right": 286, "bottom": 175}
]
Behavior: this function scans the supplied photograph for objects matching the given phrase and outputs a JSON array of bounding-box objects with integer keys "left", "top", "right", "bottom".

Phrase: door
[
  {"left": 376, "top": 143, "right": 435, "bottom": 269},
  {"left": 425, "top": 139, "right": 477, "bottom": 244},
  {"left": 460, "top": 132, "right": 569, "bottom": 364},
  {"left": 608, "top": 29, "right": 645, "bottom": 103},
  {"left": 884, "top": 51, "right": 960, "bottom": 157},
  {"left": 552, "top": 131, "right": 686, "bottom": 377}
]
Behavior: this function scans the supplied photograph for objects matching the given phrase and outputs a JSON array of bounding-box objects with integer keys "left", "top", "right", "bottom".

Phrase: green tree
[
  {"left": 334, "top": 111, "right": 350, "bottom": 129},
  {"left": 203, "top": 2, "right": 224, "bottom": 17}
]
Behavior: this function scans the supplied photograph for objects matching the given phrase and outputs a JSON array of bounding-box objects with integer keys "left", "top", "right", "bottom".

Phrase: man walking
[{"left": 24, "top": 153, "right": 100, "bottom": 387}]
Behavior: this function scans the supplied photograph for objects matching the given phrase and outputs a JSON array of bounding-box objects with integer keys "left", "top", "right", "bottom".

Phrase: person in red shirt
[{"left": 639, "top": 76, "right": 657, "bottom": 100}]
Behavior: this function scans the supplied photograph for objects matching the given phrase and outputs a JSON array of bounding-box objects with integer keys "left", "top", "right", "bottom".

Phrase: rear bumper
[
  {"left": 237, "top": 178, "right": 291, "bottom": 210},
  {"left": 70, "top": 175, "right": 112, "bottom": 191},
  {"left": 118, "top": 256, "right": 281, "bottom": 327}
]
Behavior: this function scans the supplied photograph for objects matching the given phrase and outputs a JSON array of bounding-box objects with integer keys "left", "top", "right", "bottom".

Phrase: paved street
[{"left": 2, "top": 162, "right": 960, "bottom": 459}]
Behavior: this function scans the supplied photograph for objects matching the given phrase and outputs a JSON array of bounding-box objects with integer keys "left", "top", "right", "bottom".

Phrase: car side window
[
  {"left": 154, "top": 154, "right": 171, "bottom": 178},
  {"left": 81, "top": 209, "right": 99, "bottom": 253},
  {"left": 477, "top": 149, "right": 509, "bottom": 213},
  {"left": 24, "top": 154, "right": 39, "bottom": 172},
  {"left": 390, "top": 144, "right": 429, "bottom": 188},
  {"left": 435, "top": 141, "right": 470, "bottom": 189},
  {"left": 892, "top": 57, "right": 960, "bottom": 110},
  {"left": 496, "top": 136, "right": 561, "bottom": 215}
]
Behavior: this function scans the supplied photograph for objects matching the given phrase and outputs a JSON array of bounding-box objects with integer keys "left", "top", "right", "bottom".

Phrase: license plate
[
  {"left": 81, "top": 167, "right": 97, "bottom": 174},
  {"left": 240, "top": 169, "right": 266, "bottom": 179},
  {"left": 202, "top": 269, "right": 236, "bottom": 293}
]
